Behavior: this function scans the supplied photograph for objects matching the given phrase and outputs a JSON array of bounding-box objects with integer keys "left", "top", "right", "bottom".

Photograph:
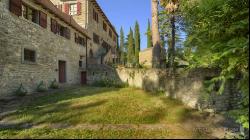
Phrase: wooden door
[
  {"left": 59, "top": 61, "right": 66, "bottom": 83},
  {"left": 81, "top": 71, "right": 87, "bottom": 85}
]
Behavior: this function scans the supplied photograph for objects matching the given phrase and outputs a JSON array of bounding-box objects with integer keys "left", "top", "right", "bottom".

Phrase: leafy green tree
[
  {"left": 127, "top": 28, "right": 135, "bottom": 66},
  {"left": 120, "top": 27, "right": 126, "bottom": 65},
  {"left": 146, "top": 19, "right": 153, "bottom": 48},
  {"left": 181, "top": 0, "right": 249, "bottom": 129},
  {"left": 134, "top": 21, "right": 141, "bottom": 66}
]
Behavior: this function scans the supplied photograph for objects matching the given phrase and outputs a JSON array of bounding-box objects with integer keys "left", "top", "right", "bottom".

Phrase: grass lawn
[{"left": 0, "top": 86, "right": 223, "bottom": 139}]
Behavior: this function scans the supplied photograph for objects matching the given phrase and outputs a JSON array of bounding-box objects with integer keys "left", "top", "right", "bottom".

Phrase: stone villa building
[
  {"left": 51, "top": 0, "right": 119, "bottom": 65},
  {"left": 0, "top": 0, "right": 95, "bottom": 95}
]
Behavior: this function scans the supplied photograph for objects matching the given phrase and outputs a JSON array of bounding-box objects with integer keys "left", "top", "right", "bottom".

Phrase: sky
[{"left": 97, "top": 0, "right": 151, "bottom": 51}]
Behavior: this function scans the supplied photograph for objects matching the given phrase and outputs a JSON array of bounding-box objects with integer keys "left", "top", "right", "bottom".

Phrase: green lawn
[{"left": 0, "top": 87, "right": 219, "bottom": 139}]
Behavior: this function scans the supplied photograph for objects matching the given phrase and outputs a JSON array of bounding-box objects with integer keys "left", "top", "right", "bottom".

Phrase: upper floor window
[
  {"left": 22, "top": 5, "right": 39, "bottom": 24},
  {"left": 93, "top": 33, "right": 100, "bottom": 44},
  {"left": 113, "top": 36, "right": 117, "bottom": 42},
  {"left": 51, "top": 19, "right": 70, "bottom": 40},
  {"left": 69, "top": 4, "right": 77, "bottom": 15},
  {"left": 103, "top": 22, "right": 107, "bottom": 31},
  {"left": 93, "top": 9, "right": 99, "bottom": 22},
  {"left": 75, "top": 33, "right": 86, "bottom": 47},
  {"left": 109, "top": 29, "right": 112, "bottom": 38},
  {"left": 21, "top": 4, "right": 47, "bottom": 28}
]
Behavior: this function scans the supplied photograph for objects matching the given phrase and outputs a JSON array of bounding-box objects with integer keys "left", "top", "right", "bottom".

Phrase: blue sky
[{"left": 97, "top": 0, "right": 151, "bottom": 50}]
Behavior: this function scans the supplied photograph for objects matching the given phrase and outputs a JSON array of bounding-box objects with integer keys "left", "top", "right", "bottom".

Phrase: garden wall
[{"left": 88, "top": 66, "right": 242, "bottom": 112}]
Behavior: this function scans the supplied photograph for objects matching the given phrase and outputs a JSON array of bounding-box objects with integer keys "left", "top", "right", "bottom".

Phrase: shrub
[
  {"left": 15, "top": 83, "right": 28, "bottom": 97},
  {"left": 91, "top": 78, "right": 128, "bottom": 88},
  {"left": 37, "top": 81, "right": 47, "bottom": 92},
  {"left": 50, "top": 79, "right": 59, "bottom": 89}
]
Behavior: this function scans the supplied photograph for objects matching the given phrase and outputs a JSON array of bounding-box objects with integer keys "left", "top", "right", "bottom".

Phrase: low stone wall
[{"left": 88, "top": 66, "right": 241, "bottom": 112}]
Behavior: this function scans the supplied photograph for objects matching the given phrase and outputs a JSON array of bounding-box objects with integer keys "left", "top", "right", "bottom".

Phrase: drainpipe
[{"left": 86, "top": 37, "right": 88, "bottom": 70}]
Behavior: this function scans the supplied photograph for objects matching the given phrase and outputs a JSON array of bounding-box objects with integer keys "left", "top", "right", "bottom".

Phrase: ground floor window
[{"left": 23, "top": 49, "right": 36, "bottom": 63}]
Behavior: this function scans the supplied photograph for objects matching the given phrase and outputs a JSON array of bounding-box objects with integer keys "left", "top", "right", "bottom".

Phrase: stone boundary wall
[{"left": 88, "top": 66, "right": 241, "bottom": 112}]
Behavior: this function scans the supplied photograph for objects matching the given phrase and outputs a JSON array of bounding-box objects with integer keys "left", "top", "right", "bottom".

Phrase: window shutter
[
  {"left": 51, "top": 19, "right": 57, "bottom": 34},
  {"left": 39, "top": 12, "right": 47, "bottom": 28},
  {"left": 77, "top": 2, "right": 82, "bottom": 15},
  {"left": 64, "top": 3, "right": 69, "bottom": 14},
  {"left": 9, "top": 0, "right": 22, "bottom": 16}
]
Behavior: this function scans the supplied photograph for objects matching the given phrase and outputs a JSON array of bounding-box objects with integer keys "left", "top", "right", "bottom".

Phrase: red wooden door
[
  {"left": 59, "top": 61, "right": 66, "bottom": 83},
  {"left": 81, "top": 71, "right": 87, "bottom": 85}
]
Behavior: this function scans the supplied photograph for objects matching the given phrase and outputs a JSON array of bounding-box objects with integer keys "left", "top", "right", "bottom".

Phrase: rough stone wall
[
  {"left": 53, "top": 0, "right": 118, "bottom": 64},
  {"left": 0, "top": 0, "right": 87, "bottom": 96},
  {"left": 139, "top": 48, "right": 153, "bottom": 68},
  {"left": 88, "top": 66, "right": 241, "bottom": 112},
  {"left": 86, "top": 0, "right": 118, "bottom": 64}
]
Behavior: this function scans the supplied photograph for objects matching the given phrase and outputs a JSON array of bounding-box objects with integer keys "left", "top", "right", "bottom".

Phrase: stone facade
[
  {"left": 0, "top": 0, "right": 89, "bottom": 96},
  {"left": 51, "top": 0, "right": 119, "bottom": 65},
  {"left": 139, "top": 48, "right": 153, "bottom": 68},
  {"left": 88, "top": 66, "right": 242, "bottom": 112}
]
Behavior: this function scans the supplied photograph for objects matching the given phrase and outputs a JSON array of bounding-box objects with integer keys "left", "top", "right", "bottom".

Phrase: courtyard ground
[{"left": 0, "top": 86, "right": 234, "bottom": 139}]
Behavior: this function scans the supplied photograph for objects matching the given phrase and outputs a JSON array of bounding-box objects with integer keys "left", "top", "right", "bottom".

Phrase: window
[
  {"left": 24, "top": 49, "right": 36, "bottom": 63},
  {"left": 58, "top": 23, "right": 70, "bottom": 39},
  {"left": 22, "top": 4, "right": 47, "bottom": 28},
  {"left": 103, "top": 22, "right": 107, "bottom": 31},
  {"left": 93, "top": 33, "right": 100, "bottom": 44},
  {"left": 113, "top": 36, "right": 117, "bottom": 42},
  {"left": 109, "top": 29, "right": 112, "bottom": 38},
  {"left": 75, "top": 33, "right": 86, "bottom": 46},
  {"left": 93, "top": 9, "right": 98, "bottom": 22},
  {"left": 69, "top": 4, "right": 77, "bottom": 15},
  {"left": 79, "top": 61, "right": 83, "bottom": 67},
  {"left": 22, "top": 4, "right": 39, "bottom": 24}
]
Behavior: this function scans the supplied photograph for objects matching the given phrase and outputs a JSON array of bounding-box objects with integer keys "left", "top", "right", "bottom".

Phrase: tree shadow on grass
[{"left": 0, "top": 86, "right": 121, "bottom": 129}]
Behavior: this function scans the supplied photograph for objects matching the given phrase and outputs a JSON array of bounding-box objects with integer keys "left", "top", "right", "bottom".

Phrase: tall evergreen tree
[
  {"left": 120, "top": 27, "right": 125, "bottom": 65},
  {"left": 134, "top": 21, "right": 141, "bottom": 66},
  {"left": 127, "top": 28, "right": 134, "bottom": 66},
  {"left": 146, "top": 19, "right": 153, "bottom": 48}
]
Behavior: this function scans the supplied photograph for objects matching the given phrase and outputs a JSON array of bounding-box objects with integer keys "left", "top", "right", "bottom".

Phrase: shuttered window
[
  {"left": 93, "top": 33, "right": 100, "bottom": 44},
  {"left": 109, "top": 29, "right": 112, "bottom": 38},
  {"left": 75, "top": 33, "right": 86, "bottom": 46},
  {"left": 69, "top": 4, "right": 77, "bottom": 15},
  {"left": 9, "top": 0, "right": 22, "bottom": 16},
  {"left": 93, "top": 9, "right": 98, "bottom": 22},
  {"left": 39, "top": 11, "right": 47, "bottom": 28},
  {"left": 103, "top": 22, "right": 107, "bottom": 31}
]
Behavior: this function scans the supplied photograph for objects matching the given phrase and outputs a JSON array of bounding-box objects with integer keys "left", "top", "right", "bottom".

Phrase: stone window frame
[{"left": 21, "top": 48, "right": 37, "bottom": 65}]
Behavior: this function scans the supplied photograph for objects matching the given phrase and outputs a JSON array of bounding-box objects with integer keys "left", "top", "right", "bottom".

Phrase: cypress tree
[
  {"left": 146, "top": 19, "right": 153, "bottom": 48},
  {"left": 127, "top": 28, "right": 134, "bottom": 66},
  {"left": 120, "top": 27, "right": 126, "bottom": 65},
  {"left": 134, "top": 21, "right": 140, "bottom": 66}
]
